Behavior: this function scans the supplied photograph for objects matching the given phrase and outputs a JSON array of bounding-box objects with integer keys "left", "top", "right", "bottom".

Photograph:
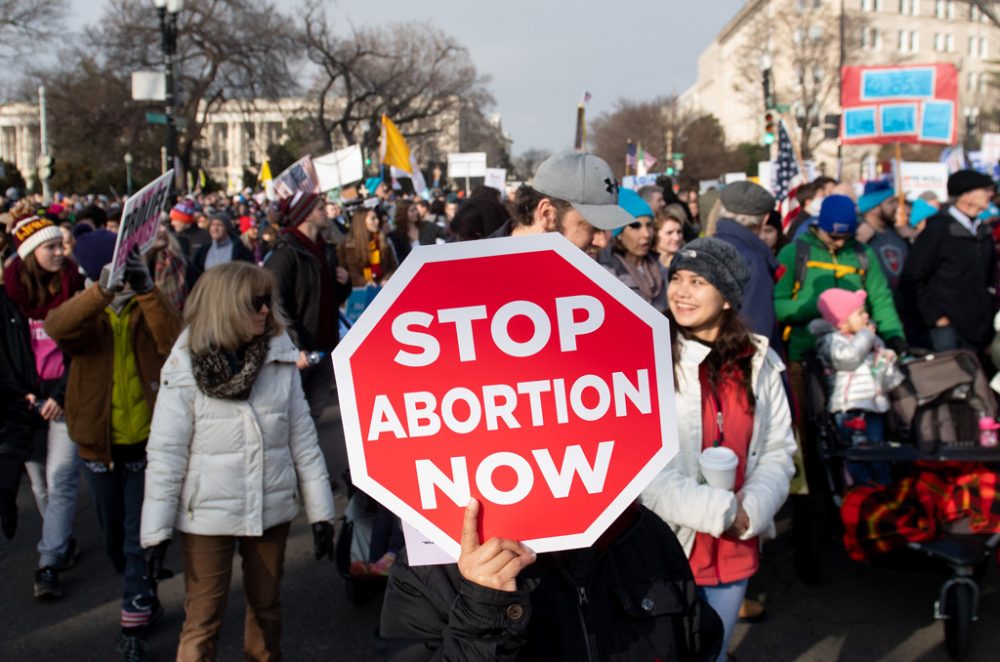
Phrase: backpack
[
  {"left": 783, "top": 238, "right": 869, "bottom": 341},
  {"left": 889, "top": 350, "right": 998, "bottom": 452}
]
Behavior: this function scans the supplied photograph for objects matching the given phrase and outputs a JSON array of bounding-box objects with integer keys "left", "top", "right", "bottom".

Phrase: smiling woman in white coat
[
  {"left": 640, "top": 238, "right": 796, "bottom": 662},
  {"left": 140, "top": 261, "right": 336, "bottom": 662}
]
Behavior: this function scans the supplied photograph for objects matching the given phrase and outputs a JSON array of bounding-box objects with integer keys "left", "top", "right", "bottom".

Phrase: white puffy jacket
[
  {"left": 140, "top": 329, "right": 336, "bottom": 547},
  {"left": 640, "top": 334, "right": 796, "bottom": 557}
]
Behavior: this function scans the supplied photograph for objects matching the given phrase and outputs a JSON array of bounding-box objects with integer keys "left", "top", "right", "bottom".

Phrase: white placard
[
  {"left": 108, "top": 170, "right": 174, "bottom": 287},
  {"left": 484, "top": 168, "right": 506, "bottom": 193},
  {"left": 131, "top": 71, "right": 166, "bottom": 101},
  {"left": 723, "top": 172, "right": 747, "bottom": 184},
  {"left": 898, "top": 161, "right": 949, "bottom": 201},
  {"left": 403, "top": 522, "right": 457, "bottom": 566},
  {"left": 314, "top": 146, "right": 364, "bottom": 192},
  {"left": 447, "top": 152, "right": 488, "bottom": 179},
  {"left": 981, "top": 133, "right": 1000, "bottom": 168}
]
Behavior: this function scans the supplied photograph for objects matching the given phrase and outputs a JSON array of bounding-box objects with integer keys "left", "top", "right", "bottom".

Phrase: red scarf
[{"left": 3, "top": 257, "right": 85, "bottom": 320}]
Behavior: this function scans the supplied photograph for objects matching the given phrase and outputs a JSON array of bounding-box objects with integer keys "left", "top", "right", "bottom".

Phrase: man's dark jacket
[
  {"left": 900, "top": 208, "right": 997, "bottom": 348},
  {"left": 174, "top": 225, "right": 211, "bottom": 261},
  {"left": 265, "top": 231, "right": 350, "bottom": 353},
  {"left": 713, "top": 218, "right": 783, "bottom": 352},
  {"left": 379, "top": 506, "right": 722, "bottom": 661}
]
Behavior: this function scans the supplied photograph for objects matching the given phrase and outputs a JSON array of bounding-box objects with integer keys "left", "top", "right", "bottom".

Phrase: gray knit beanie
[{"left": 667, "top": 237, "right": 751, "bottom": 311}]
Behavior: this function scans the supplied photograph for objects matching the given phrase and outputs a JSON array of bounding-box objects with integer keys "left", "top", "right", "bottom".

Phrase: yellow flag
[
  {"left": 198, "top": 169, "right": 207, "bottom": 189},
  {"left": 258, "top": 160, "right": 273, "bottom": 184},
  {"left": 380, "top": 114, "right": 412, "bottom": 173}
]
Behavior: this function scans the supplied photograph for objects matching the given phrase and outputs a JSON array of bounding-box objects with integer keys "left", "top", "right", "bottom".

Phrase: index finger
[{"left": 460, "top": 498, "right": 481, "bottom": 555}]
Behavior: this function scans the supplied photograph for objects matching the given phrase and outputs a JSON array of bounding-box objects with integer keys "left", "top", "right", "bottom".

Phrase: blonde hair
[{"left": 184, "top": 262, "right": 285, "bottom": 355}]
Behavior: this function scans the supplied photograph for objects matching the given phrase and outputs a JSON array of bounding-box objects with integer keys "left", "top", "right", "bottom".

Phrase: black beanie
[{"left": 667, "top": 237, "right": 751, "bottom": 311}]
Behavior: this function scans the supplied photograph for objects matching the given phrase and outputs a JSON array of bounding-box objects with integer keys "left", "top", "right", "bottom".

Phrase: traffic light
[
  {"left": 665, "top": 164, "right": 676, "bottom": 176},
  {"left": 37, "top": 154, "right": 54, "bottom": 181},
  {"left": 763, "top": 111, "right": 776, "bottom": 146}
]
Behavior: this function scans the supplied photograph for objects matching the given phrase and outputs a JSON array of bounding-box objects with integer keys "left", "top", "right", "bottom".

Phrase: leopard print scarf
[{"left": 191, "top": 335, "right": 270, "bottom": 400}]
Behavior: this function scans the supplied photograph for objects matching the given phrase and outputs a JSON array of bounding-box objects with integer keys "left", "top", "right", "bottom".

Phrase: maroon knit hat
[{"left": 278, "top": 191, "right": 320, "bottom": 227}]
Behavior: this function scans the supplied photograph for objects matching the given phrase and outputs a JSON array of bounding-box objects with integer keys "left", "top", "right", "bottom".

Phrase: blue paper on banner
[
  {"left": 880, "top": 104, "right": 917, "bottom": 136},
  {"left": 345, "top": 286, "right": 381, "bottom": 326},
  {"left": 861, "top": 68, "right": 935, "bottom": 101},
  {"left": 920, "top": 100, "right": 954, "bottom": 143},
  {"left": 844, "top": 108, "right": 877, "bottom": 140}
]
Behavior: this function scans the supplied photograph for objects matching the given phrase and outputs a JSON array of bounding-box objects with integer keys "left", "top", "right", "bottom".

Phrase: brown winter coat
[
  {"left": 336, "top": 232, "right": 398, "bottom": 287},
  {"left": 44, "top": 284, "right": 181, "bottom": 463}
]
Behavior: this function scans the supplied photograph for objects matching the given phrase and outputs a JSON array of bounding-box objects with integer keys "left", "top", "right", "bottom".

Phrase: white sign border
[{"left": 332, "top": 233, "right": 678, "bottom": 559}]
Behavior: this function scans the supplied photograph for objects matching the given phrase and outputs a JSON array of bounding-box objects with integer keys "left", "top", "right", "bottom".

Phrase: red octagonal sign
[{"left": 332, "top": 233, "right": 678, "bottom": 559}]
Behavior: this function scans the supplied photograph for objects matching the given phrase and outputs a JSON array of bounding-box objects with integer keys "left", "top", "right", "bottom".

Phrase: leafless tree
[
  {"left": 0, "top": 0, "right": 66, "bottom": 52},
  {"left": 94, "top": 0, "right": 302, "bottom": 173},
  {"left": 303, "top": 0, "right": 493, "bottom": 162},
  {"left": 733, "top": 1, "right": 867, "bottom": 160},
  {"left": 957, "top": 1, "right": 1000, "bottom": 28}
]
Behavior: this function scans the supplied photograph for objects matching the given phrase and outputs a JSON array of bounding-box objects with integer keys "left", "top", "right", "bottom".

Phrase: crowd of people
[{"left": 0, "top": 149, "right": 998, "bottom": 661}]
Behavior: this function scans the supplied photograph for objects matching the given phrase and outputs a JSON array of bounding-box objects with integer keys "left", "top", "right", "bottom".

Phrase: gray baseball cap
[{"left": 532, "top": 152, "right": 634, "bottom": 231}]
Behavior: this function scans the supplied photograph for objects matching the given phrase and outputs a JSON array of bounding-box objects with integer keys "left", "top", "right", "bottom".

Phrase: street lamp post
[
  {"left": 124, "top": 152, "right": 134, "bottom": 196},
  {"left": 154, "top": 0, "right": 183, "bottom": 191}
]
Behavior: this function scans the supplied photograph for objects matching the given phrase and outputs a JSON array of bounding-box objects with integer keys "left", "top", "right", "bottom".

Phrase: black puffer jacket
[{"left": 379, "top": 506, "right": 722, "bottom": 661}]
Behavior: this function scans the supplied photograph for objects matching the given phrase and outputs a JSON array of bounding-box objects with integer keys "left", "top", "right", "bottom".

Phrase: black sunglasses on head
[{"left": 250, "top": 293, "right": 272, "bottom": 312}]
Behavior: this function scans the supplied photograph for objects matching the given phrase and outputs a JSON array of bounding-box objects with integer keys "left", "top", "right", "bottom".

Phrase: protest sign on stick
[
  {"left": 332, "top": 234, "right": 678, "bottom": 560},
  {"left": 107, "top": 170, "right": 173, "bottom": 288},
  {"left": 272, "top": 156, "right": 320, "bottom": 201},
  {"left": 314, "top": 146, "right": 364, "bottom": 192}
]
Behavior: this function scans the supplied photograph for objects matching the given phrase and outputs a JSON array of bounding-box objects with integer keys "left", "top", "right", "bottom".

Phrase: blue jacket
[{"left": 713, "top": 218, "right": 783, "bottom": 352}]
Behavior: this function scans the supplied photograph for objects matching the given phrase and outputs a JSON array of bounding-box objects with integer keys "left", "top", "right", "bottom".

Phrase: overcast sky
[{"left": 68, "top": 0, "right": 746, "bottom": 154}]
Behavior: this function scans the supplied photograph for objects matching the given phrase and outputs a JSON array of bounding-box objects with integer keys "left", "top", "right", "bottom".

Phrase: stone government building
[
  {"left": 0, "top": 97, "right": 461, "bottom": 192},
  {"left": 680, "top": 0, "right": 998, "bottom": 179}
]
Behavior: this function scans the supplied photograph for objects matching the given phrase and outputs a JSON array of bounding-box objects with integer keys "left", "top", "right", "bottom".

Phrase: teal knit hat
[{"left": 613, "top": 188, "right": 652, "bottom": 237}]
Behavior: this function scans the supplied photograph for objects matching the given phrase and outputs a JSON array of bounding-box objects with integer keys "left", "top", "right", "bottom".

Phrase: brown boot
[{"left": 738, "top": 598, "right": 766, "bottom": 623}]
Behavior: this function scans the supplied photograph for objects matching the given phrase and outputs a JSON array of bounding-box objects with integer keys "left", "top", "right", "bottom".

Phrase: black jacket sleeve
[
  {"left": 899, "top": 219, "right": 945, "bottom": 327},
  {"left": 380, "top": 558, "right": 532, "bottom": 661},
  {"left": 0, "top": 331, "right": 32, "bottom": 495},
  {"left": 264, "top": 246, "right": 308, "bottom": 349}
]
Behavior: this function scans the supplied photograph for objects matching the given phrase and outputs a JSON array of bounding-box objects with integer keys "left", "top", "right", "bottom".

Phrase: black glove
[
  {"left": 125, "top": 249, "right": 154, "bottom": 294},
  {"left": 887, "top": 336, "right": 909, "bottom": 356},
  {"left": 313, "top": 522, "right": 334, "bottom": 562},
  {"left": 0, "top": 488, "right": 17, "bottom": 540},
  {"left": 145, "top": 539, "right": 171, "bottom": 580}
]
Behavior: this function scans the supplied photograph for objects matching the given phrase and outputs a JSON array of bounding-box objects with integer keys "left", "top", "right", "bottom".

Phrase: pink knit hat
[{"left": 817, "top": 288, "right": 867, "bottom": 327}]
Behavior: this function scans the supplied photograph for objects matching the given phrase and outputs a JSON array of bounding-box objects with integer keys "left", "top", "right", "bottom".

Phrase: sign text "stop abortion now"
[{"left": 369, "top": 295, "right": 651, "bottom": 510}]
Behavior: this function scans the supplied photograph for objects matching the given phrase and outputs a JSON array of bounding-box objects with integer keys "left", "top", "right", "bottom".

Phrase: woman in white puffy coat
[
  {"left": 140, "top": 261, "right": 336, "bottom": 661},
  {"left": 639, "top": 238, "right": 796, "bottom": 662}
]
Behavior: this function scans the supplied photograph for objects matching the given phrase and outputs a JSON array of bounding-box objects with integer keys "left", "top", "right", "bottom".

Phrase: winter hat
[
  {"left": 947, "top": 169, "right": 995, "bottom": 198},
  {"left": 857, "top": 180, "right": 894, "bottom": 214},
  {"left": 169, "top": 199, "right": 197, "bottom": 224},
  {"left": 818, "top": 288, "right": 867, "bottom": 328},
  {"left": 668, "top": 237, "right": 751, "bottom": 311},
  {"left": 73, "top": 229, "right": 117, "bottom": 282},
  {"left": 719, "top": 181, "right": 775, "bottom": 216},
  {"left": 613, "top": 188, "right": 653, "bottom": 237},
  {"left": 979, "top": 203, "right": 1000, "bottom": 222},
  {"left": 816, "top": 195, "right": 858, "bottom": 235},
  {"left": 12, "top": 216, "right": 63, "bottom": 260},
  {"left": 239, "top": 215, "right": 254, "bottom": 234},
  {"left": 277, "top": 190, "right": 320, "bottom": 227},
  {"left": 909, "top": 198, "right": 938, "bottom": 227},
  {"left": 364, "top": 177, "right": 384, "bottom": 196},
  {"left": 208, "top": 211, "right": 233, "bottom": 234}
]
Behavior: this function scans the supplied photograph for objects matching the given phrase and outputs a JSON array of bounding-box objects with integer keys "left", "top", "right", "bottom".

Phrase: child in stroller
[{"left": 809, "top": 288, "right": 904, "bottom": 485}]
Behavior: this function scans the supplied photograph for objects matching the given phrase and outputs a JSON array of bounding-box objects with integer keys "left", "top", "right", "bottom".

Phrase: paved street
[{"left": 2, "top": 399, "right": 1000, "bottom": 661}]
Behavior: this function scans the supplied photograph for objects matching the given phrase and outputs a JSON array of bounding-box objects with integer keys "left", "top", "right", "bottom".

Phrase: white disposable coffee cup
[{"left": 699, "top": 446, "right": 739, "bottom": 491}]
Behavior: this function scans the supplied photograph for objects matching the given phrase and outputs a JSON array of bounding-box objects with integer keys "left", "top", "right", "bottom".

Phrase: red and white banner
[{"left": 332, "top": 234, "right": 678, "bottom": 558}]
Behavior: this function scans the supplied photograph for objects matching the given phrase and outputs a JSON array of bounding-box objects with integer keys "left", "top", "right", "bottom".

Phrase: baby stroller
[
  {"left": 334, "top": 470, "right": 390, "bottom": 605},
  {"left": 795, "top": 348, "right": 1000, "bottom": 660}
]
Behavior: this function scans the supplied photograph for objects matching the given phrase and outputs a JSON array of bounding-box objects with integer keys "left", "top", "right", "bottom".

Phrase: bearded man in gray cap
[
  {"left": 711, "top": 181, "right": 782, "bottom": 352},
  {"left": 491, "top": 152, "right": 634, "bottom": 252}
]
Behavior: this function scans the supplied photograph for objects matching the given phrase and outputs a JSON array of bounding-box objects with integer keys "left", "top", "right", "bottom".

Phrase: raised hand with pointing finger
[{"left": 457, "top": 498, "right": 536, "bottom": 592}]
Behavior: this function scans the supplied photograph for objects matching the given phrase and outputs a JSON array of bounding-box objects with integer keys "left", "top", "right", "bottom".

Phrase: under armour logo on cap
[{"left": 604, "top": 177, "right": 619, "bottom": 196}]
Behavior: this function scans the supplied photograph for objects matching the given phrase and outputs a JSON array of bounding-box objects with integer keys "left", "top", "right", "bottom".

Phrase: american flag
[{"left": 772, "top": 119, "right": 800, "bottom": 205}]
